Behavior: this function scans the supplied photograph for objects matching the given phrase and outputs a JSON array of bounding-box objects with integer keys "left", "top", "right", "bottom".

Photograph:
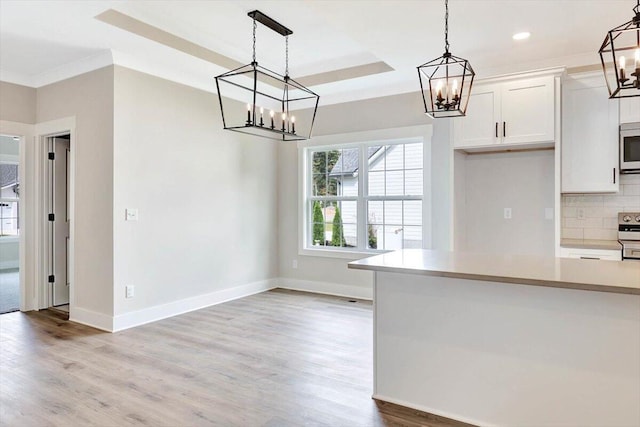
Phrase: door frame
[{"left": 35, "top": 117, "right": 76, "bottom": 311}]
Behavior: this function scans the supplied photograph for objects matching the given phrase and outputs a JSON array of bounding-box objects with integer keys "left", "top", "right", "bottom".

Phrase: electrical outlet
[
  {"left": 577, "top": 208, "right": 586, "bottom": 219},
  {"left": 504, "top": 208, "right": 512, "bottom": 219},
  {"left": 125, "top": 285, "right": 135, "bottom": 299},
  {"left": 292, "top": 259, "right": 298, "bottom": 269},
  {"left": 545, "top": 208, "right": 554, "bottom": 220}
]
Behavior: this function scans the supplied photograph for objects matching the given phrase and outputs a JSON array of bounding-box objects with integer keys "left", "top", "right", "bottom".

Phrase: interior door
[{"left": 50, "top": 136, "right": 70, "bottom": 306}]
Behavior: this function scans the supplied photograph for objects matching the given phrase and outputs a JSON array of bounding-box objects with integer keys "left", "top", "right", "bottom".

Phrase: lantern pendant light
[
  {"left": 417, "top": 0, "right": 475, "bottom": 118},
  {"left": 215, "top": 10, "right": 320, "bottom": 141},
  {"left": 599, "top": 0, "right": 640, "bottom": 98}
]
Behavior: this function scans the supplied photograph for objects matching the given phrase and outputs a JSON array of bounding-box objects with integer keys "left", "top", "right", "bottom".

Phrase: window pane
[
  {"left": 382, "top": 225, "right": 404, "bottom": 250},
  {"left": 384, "top": 144, "right": 403, "bottom": 170},
  {"left": 310, "top": 200, "right": 326, "bottom": 245},
  {"left": 369, "top": 146, "right": 386, "bottom": 171},
  {"left": 312, "top": 151, "right": 326, "bottom": 175},
  {"left": 327, "top": 176, "right": 340, "bottom": 196},
  {"left": 367, "top": 201, "right": 383, "bottom": 225},
  {"left": 312, "top": 174, "right": 326, "bottom": 196},
  {"left": 385, "top": 201, "right": 402, "bottom": 224},
  {"left": 326, "top": 201, "right": 357, "bottom": 248},
  {"left": 385, "top": 170, "right": 404, "bottom": 196},
  {"left": 339, "top": 148, "right": 359, "bottom": 175},
  {"left": 403, "top": 226, "right": 422, "bottom": 248},
  {"left": 405, "top": 143, "right": 423, "bottom": 170},
  {"left": 405, "top": 169, "right": 423, "bottom": 196},
  {"left": 368, "top": 171, "right": 385, "bottom": 196},
  {"left": 404, "top": 201, "right": 422, "bottom": 226}
]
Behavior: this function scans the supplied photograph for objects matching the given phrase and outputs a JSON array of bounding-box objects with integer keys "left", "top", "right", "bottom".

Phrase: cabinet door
[
  {"left": 501, "top": 76, "right": 555, "bottom": 145},
  {"left": 620, "top": 98, "right": 640, "bottom": 124},
  {"left": 453, "top": 85, "right": 499, "bottom": 148},
  {"left": 562, "top": 77, "right": 619, "bottom": 193}
]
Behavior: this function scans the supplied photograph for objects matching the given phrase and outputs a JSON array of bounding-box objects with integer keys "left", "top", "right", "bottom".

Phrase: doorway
[
  {"left": 0, "top": 134, "right": 21, "bottom": 314},
  {"left": 46, "top": 135, "right": 70, "bottom": 312}
]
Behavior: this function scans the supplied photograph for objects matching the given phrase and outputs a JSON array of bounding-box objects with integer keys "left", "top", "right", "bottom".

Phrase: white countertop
[
  {"left": 348, "top": 249, "right": 640, "bottom": 295},
  {"left": 560, "top": 238, "right": 622, "bottom": 251}
]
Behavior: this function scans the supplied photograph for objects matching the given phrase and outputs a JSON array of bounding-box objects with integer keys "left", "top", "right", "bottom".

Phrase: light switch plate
[
  {"left": 125, "top": 208, "right": 138, "bottom": 221},
  {"left": 504, "top": 208, "right": 512, "bottom": 219}
]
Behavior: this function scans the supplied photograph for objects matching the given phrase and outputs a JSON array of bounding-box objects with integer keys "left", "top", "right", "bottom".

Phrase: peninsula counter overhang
[{"left": 348, "top": 249, "right": 640, "bottom": 295}]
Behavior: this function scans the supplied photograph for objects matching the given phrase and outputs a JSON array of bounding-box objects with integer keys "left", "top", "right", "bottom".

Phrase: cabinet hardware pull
[
  {"left": 613, "top": 167, "right": 616, "bottom": 184},
  {"left": 580, "top": 256, "right": 600, "bottom": 260},
  {"left": 503, "top": 122, "right": 506, "bottom": 138},
  {"left": 495, "top": 122, "right": 498, "bottom": 138}
]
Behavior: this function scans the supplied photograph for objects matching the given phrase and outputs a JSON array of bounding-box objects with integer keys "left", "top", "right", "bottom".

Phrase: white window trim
[{"left": 298, "top": 125, "right": 433, "bottom": 259}]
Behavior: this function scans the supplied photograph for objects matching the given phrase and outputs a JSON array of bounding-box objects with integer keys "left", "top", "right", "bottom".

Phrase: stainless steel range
[{"left": 618, "top": 212, "right": 640, "bottom": 260}]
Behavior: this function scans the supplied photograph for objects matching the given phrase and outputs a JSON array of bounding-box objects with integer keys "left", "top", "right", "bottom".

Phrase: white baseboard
[
  {"left": 70, "top": 306, "right": 114, "bottom": 332},
  {"left": 277, "top": 278, "right": 372, "bottom": 300},
  {"left": 69, "top": 278, "right": 368, "bottom": 333},
  {"left": 111, "top": 279, "right": 277, "bottom": 332},
  {"left": 373, "top": 394, "right": 492, "bottom": 427}
]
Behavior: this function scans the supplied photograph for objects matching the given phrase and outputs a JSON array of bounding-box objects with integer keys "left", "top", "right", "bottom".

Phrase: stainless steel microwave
[{"left": 621, "top": 122, "right": 640, "bottom": 173}]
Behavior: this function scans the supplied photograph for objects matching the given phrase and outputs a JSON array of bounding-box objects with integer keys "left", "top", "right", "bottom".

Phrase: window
[
  {"left": 0, "top": 163, "right": 19, "bottom": 237},
  {"left": 305, "top": 138, "right": 424, "bottom": 253}
]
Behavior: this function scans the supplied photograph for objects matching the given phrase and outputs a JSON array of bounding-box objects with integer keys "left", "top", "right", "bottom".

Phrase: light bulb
[
  {"left": 452, "top": 79, "right": 459, "bottom": 96},
  {"left": 282, "top": 113, "right": 287, "bottom": 120},
  {"left": 270, "top": 110, "right": 275, "bottom": 118},
  {"left": 247, "top": 103, "right": 251, "bottom": 110},
  {"left": 635, "top": 48, "right": 640, "bottom": 68},
  {"left": 619, "top": 55, "right": 626, "bottom": 70},
  {"left": 291, "top": 116, "right": 296, "bottom": 123}
]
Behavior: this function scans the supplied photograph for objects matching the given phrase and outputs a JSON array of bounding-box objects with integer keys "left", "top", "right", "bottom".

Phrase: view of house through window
[
  {"left": 307, "top": 139, "right": 423, "bottom": 252},
  {"left": 1, "top": 134, "right": 20, "bottom": 315}
]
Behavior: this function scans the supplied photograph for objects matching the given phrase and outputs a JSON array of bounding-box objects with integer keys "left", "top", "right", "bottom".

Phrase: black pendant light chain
[
  {"left": 444, "top": 0, "right": 450, "bottom": 54},
  {"left": 252, "top": 16, "right": 257, "bottom": 64},
  {"left": 285, "top": 35, "right": 290, "bottom": 78}
]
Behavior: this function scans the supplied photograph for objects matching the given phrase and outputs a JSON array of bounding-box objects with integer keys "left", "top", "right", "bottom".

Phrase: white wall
[
  {"left": 0, "top": 81, "right": 36, "bottom": 125},
  {"left": 112, "top": 66, "right": 278, "bottom": 328},
  {"left": 37, "top": 66, "right": 115, "bottom": 319},
  {"left": 459, "top": 150, "right": 555, "bottom": 256}
]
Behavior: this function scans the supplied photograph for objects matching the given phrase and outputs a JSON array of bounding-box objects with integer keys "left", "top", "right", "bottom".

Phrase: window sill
[{"left": 299, "top": 246, "right": 390, "bottom": 260}]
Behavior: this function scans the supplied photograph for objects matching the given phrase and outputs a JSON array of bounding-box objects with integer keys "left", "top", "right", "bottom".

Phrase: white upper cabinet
[
  {"left": 620, "top": 98, "right": 640, "bottom": 124},
  {"left": 454, "top": 75, "right": 556, "bottom": 150},
  {"left": 561, "top": 75, "right": 619, "bottom": 193},
  {"left": 501, "top": 78, "right": 555, "bottom": 144},
  {"left": 453, "top": 85, "right": 500, "bottom": 147}
]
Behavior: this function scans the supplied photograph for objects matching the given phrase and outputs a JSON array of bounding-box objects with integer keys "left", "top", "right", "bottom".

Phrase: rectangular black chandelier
[{"left": 215, "top": 10, "right": 320, "bottom": 141}]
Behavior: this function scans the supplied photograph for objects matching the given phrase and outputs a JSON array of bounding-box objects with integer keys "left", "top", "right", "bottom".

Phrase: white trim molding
[
  {"left": 112, "top": 279, "right": 278, "bottom": 332},
  {"left": 71, "top": 279, "right": 371, "bottom": 333}
]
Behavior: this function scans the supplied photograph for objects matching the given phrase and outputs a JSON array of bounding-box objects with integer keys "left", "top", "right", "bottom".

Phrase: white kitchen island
[{"left": 349, "top": 249, "right": 640, "bottom": 427}]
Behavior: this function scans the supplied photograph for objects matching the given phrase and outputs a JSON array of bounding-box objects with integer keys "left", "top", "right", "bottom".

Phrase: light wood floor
[{"left": 0, "top": 289, "right": 473, "bottom": 427}]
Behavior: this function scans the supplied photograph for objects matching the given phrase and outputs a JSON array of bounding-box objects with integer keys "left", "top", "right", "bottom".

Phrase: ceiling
[{"left": 0, "top": 0, "right": 633, "bottom": 106}]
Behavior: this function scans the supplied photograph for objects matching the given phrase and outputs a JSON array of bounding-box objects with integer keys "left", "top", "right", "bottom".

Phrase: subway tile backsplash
[{"left": 562, "top": 175, "right": 640, "bottom": 241}]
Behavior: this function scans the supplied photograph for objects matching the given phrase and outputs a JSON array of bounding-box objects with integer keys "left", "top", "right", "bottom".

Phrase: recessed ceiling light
[{"left": 513, "top": 32, "right": 531, "bottom": 41}]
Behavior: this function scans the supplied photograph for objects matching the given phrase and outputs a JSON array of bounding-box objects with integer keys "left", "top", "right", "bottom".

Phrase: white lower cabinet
[
  {"left": 561, "top": 74, "right": 619, "bottom": 193},
  {"left": 559, "top": 247, "right": 622, "bottom": 261}
]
